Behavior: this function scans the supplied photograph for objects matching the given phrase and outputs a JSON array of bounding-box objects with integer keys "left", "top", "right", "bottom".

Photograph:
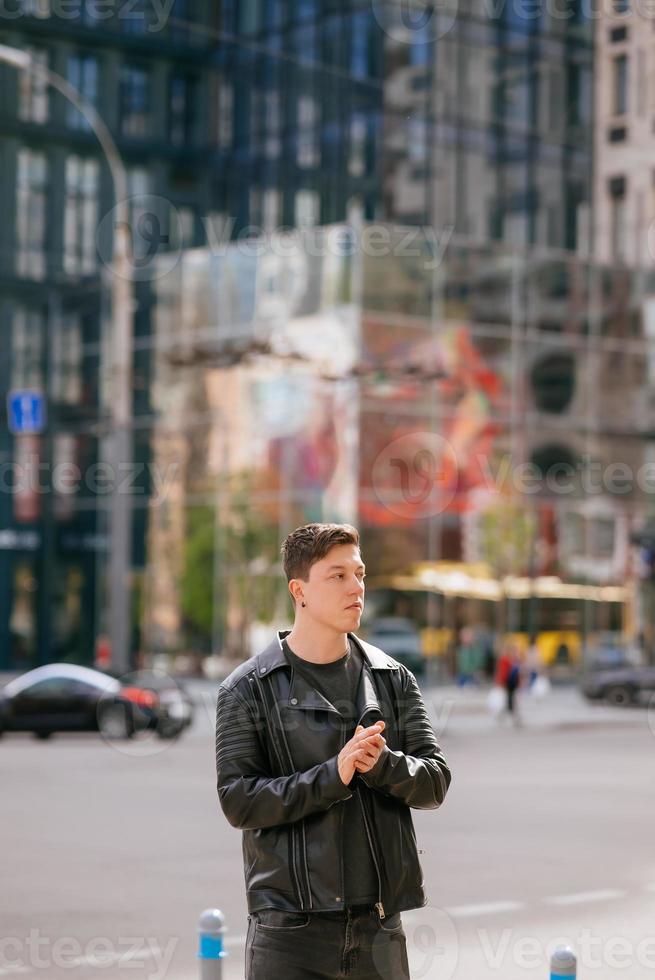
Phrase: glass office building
[
  {"left": 0, "top": 3, "right": 221, "bottom": 670},
  {"left": 146, "top": 226, "right": 655, "bottom": 664},
  {"left": 0, "top": 0, "right": 599, "bottom": 670}
]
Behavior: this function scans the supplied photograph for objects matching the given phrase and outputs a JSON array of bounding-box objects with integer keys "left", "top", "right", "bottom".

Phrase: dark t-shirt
[{"left": 282, "top": 638, "right": 379, "bottom": 906}]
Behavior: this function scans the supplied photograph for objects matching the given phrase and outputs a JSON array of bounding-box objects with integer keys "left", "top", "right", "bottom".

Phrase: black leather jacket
[{"left": 215, "top": 630, "right": 451, "bottom": 919}]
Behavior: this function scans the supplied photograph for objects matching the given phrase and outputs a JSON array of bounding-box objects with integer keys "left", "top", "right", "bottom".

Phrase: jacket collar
[
  {"left": 254, "top": 630, "right": 397, "bottom": 722},
  {"left": 255, "top": 630, "right": 397, "bottom": 676}
]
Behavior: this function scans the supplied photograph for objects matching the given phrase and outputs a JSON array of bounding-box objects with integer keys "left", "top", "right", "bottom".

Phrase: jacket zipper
[
  {"left": 356, "top": 785, "right": 385, "bottom": 920},
  {"left": 354, "top": 705, "right": 385, "bottom": 920},
  {"left": 254, "top": 671, "right": 308, "bottom": 910},
  {"left": 339, "top": 720, "right": 346, "bottom": 912},
  {"left": 275, "top": 698, "right": 312, "bottom": 910}
]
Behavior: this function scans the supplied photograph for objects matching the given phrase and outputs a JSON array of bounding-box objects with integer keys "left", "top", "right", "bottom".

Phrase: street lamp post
[{"left": 0, "top": 44, "right": 134, "bottom": 673}]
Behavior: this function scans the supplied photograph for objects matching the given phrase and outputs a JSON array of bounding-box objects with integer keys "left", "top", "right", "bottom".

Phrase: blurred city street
[
  {"left": 3, "top": 678, "right": 655, "bottom": 980},
  {"left": 2, "top": 2, "right": 655, "bottom": 978}
]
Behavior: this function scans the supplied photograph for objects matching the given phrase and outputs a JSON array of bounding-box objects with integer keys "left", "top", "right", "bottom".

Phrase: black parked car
[
  {"left": 581, "top": 652, "right": 655, "bottom": 707},
  {"left": 0, "top": 664, "right": 193, "bottom": 740}
]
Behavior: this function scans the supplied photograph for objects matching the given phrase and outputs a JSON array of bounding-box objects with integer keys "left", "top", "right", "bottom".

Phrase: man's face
[{"left": 293, "top": 543, "right": 366, "bottom": 632}]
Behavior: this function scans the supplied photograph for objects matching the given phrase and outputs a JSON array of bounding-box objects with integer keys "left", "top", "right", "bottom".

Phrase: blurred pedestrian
[
  {"left": 494, "top": 643, "right": 524, "bottom": 726},
  {"left": 456, "top": 626, "right": 479, "bottom": 687},
  {"left": 524, "top": 637, "right": 541, "bottom": 689}
]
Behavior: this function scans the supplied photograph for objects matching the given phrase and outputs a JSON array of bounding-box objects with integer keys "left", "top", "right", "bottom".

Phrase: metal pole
[
  {"left": 197, "top": 908, "right": 227, "bottom": 980},
  {"left": 0, "top": 45, "right": 134, "bottom": 674}
]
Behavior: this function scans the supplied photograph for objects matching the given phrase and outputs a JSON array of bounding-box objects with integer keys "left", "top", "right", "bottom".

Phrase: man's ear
[{"left": 288, "top": 578, "right": 303, "bottom": 605}]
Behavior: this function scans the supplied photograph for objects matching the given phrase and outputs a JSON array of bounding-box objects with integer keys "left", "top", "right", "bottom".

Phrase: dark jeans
[{"left": 245, "top": 904, "right": 411, "bottom": 979}]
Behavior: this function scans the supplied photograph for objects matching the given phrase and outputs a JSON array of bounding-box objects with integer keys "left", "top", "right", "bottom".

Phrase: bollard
[
  {"left": 197, "top": 908, "right": 227, "bottom": 980},
  {"left": 550, "top": 946, "right": 576, "bottom": 979}
]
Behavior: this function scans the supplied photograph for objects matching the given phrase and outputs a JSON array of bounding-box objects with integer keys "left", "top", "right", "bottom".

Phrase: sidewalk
[{"left": 428, "top": 680, "right": 653, "bottom": 733}]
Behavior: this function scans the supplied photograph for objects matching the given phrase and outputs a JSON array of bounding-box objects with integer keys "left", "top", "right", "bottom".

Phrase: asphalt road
[{"left": 1, "top": 680, "right": 654, "bottom": 980}]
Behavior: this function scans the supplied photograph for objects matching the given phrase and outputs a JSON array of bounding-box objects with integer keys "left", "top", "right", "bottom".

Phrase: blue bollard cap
[
  {"left": 550, "top": 946, "right": 576, "bottom": 978},
  {"left": 197, "top": 909, "right": 227, "bottom": 960}
]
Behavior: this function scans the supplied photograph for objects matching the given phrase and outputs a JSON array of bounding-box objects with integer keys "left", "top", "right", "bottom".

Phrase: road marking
[
  {"left": 545, "top": 889, "right": 625, "bottom": 906},
  {"left": 445, "top": 900, "right": 525, "bottom": 918}
]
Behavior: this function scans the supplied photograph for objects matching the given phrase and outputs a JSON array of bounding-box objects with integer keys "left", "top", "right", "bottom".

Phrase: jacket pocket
[{"left": 379, "top": 911, "right": 403, "bottom": 933}]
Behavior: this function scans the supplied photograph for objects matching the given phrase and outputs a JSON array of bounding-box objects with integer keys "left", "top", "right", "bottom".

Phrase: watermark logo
[
  {"left": 371, "top": 904, "right": 459, "bottom": 980},
  {"left": 371, "top": 433, "right": 459, "bottom": 519},
  {"left": 371, "top": 0, "right": 459, "bottom": 43},
  {"left": 96, "top": 668, "right": 191, "bottom": 757},
  {"left": 97, "top": 195, "right": 183, "bottom": 282}
]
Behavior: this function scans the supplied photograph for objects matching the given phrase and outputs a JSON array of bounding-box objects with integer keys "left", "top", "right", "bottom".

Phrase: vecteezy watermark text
[
  {"left": 372, "top": 0, "right": 655, "bottom": 46},
  {"left": 0, "top": 0, "right": 175, "bottom": 31},
  {"left": 371, "top": 437, "right": 655, "bottom": 520},
  {"left": 0, "top": 930, "right": 177, "bottom": 980},
  {"left": 0, "top": 458, "right": 179, "bottom": 504},
  {"left": 97, "top": 197, "right": 456, "bottom": 282}
]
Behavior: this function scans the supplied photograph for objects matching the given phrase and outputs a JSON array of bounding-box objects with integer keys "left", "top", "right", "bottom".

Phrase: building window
[
  {"left": 567, "top": 63, "right": 591, "bottom": 127},
  {"left": 351, "top": 12, "right": 370, "bottom": 79},
  {"left": 410, "top": 22, "right": 431, "bottom": 67},
  {"left": 609, "top": 176, "right": 627, "bottom": 262},
  {"left": 216, "top": 76, "right": 233, "bottom": 149},
  {"left": 64, "top": 156, "right": 99, "bottom": 276},
  {"left": 121, "top": 0, "right": 155, "bottom": 33},
  {"left": 262, "top": 189, "right": 280, "bottom": 232},
  {"left": 127, "top": 168, "right": 153, "bottom": 261},
  {"left": 349, "top": 113, "right": 367, "bottom": 177},
  {"left": 67, "top": 53, "right": 98, "bottom": 130},
  {"left": 249, "top": 187, "right": 262, "bottom": 229},
  {"left": 297, "top": 95, "right": 318, "bottom": 168},
  {"left": 408, "top": 116, "right": 427, "bottom": 162},
  {"left": 11, "top": 307, "right": 44, "bottom": 391},
  {"left": 613, "top": 54, "right": 628, "bottom": 115},
  {"left": 295, "top": 190, "right": 319, "bottom": 227},
  {"left": 15, "top": 149, "right": 48, "bottom": 280},
  {"left": 264, "top": 90, "right": 281, "bottom": 160},
  {"left": 174, "top": 205, "right": 195, "bottom": 249},
  {"left": 18, "top": 0, "right": 52, "bottom": 14},
  {"left": 238, "top": 0, "right": 261, "bottom": 33},
  {"left": 18, "top": 47, "right": 49, "bottom": 123},
  {"left": 297, "top": 0, "right": 316, "bottom": 20},
  {"left": 169, "top": 72, "right": 197, "bottom": 146},
  {"left": 120, "top": 65, "right": 151, "bottom": 137},
  {"left": 531, "top": 354, "right": 575, "bottom": 413},
  {"left": 52, "top": 313, "right": 83, "bottom": 405},
  {"left": 169, "top": 0, "right": 193, "bottom": 42},
  {"left": 608, "top": 125, "right": 627, "bottom": 141},
  {"left": 609, "top": 25, "right": 628, "bottom": 41}
]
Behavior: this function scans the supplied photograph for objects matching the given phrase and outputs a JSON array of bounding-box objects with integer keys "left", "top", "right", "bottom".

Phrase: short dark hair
[{"left": 281, "top": 523, "right": 360, "bottom": 582}]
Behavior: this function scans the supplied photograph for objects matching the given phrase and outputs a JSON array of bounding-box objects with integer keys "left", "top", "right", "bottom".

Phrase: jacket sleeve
[
  {"left": 215, "top": 683, "right": 353, "bottom": 830},
  {"left": 359, "top": 667, "right": 451, "bottom": 808}
]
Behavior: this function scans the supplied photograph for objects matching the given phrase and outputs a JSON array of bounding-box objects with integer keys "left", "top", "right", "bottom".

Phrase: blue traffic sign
[{"left": 7, "top": 390, "right": 46, "bottom": 434}]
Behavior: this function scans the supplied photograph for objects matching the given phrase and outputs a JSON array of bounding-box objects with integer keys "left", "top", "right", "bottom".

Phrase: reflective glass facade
[{"left": 146, "top": 227, "right": 655, "bottom": 662}]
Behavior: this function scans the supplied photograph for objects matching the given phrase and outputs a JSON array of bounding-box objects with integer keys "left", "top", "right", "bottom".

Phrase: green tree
[
  {"left": 180, "top": 505, "right": 216, "bottom": 651},
  {"left": 180, "top": 475, "right": 284, "bottom": 658}
]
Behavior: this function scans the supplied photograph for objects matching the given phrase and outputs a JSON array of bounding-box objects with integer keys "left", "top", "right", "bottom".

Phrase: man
[{"left": 215, "top": 523, "right": 451, "bottom": 979}]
